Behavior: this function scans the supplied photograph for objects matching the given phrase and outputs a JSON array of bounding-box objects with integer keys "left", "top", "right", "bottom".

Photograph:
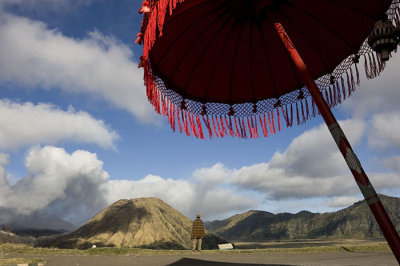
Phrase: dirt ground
[{"left": 13, "top": 250, "right": 397, "bottom": 266}]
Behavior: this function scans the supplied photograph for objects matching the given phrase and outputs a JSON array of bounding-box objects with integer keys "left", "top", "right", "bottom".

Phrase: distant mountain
[
  {"left": 206, "top": 194, "right": 400, "bottom": 241},
  {"left": 37, "top": 197, "right": 226, "bottom": 249},
  {"left": 0, "top": 208, "right": 75, "bottom": 237}
]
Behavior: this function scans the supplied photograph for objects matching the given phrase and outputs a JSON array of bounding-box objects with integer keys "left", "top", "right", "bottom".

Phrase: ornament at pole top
[
  {"left": 367, "top": 14, "right": 400, "bottom": 61},
  {"left": 138, "top": 1, "right": 151, "bottom": 14}
]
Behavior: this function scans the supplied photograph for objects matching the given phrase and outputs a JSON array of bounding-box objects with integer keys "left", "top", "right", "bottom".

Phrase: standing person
[{"left": 191, "top": 214, "right": 205, "bottom": 251}]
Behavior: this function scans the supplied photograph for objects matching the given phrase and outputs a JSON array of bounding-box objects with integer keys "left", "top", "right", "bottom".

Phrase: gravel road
[{"left": 36, "top": 250, "right": 397, "bottom": 266}]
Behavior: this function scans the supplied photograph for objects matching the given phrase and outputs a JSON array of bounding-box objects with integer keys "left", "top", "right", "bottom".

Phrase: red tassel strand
[
  {"left": 242, "top": 118, "right": 248, "bottom": 138},
  {"left": 350, "top": 67, "right": 356, "bottom": 93},
  {"left": 328, "top": 86, "right": 334, "bottom": 107},
  {"left": 177, "top": 107, "right": 182, "bottom": 133},
  {"left": 202, "top": 116, "right": 213, "bottom": 139},
  {"left": 219, "top": 116, "right": 226, "bottom": 137},
  {"left": 277, "top": 109, "right": 282, "bottom": 131},
  {"left": 253, "top": 116, "right": 259, "bottom": 137},
  {"left": 171, "top": 104, "right": 176, "bottom": 131},
  {"left": 311, "top": 98, "right": 316, "bottom": 116},
  {"left": 355, "top": 63, "right": 360, "bottom": 85},
  {"left": 282, "top": 106, "right": 289, "bottom": 127},
  {"left": 335, "top": 81, "right": 342, "bottom": 104},
  {"left": 290, "top": 103, "right": 294, "bottom": 125},
  {"left": 247, "top": 117, "right": 253, "bottom": 138},
  {"left": 196, "top": 115, "right": 204, "bottom": 139},
  {"left": 271, "top": 111, "right": 276, "bottom": 134},
  {"left": 300, "top": 100, "right": 305, "bottom": 124},
  {"left": 212, "top": 116, "right": 219, "bottom": 137},
  {"left": 185, "top": 111, "right": 191, "bottom": 136},
  {"left": 346, "top": 71, "right": 351, "bottom": 97},
  {"left": 234, "top": 117, "right": 240, "bottom": 137},
  {"left": 305, "top": 98, "right": 310, "bottom": 119},
  {"left": 189, "top": 113, "right": 198, "bottom": 138},
  {"left": 260, "top": 114, "right": 268, "bottom": 137},
  {"left": 238, "top": 118, "right": 243, "bottom": 138},
  {"left": 340, "top": 77, "right": 346, "bottom": 100},
  {"left": 333, "top": 84, "right": 338, "bottom": 106},
  {"left": 157, "top": 0, "right": 169, "bottom": 36},
  {"left": 225, "top": 116, "right": 234, "bottom": 137}
]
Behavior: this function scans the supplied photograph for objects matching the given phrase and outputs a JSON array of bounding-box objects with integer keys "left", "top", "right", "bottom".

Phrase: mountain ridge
[
  {"left": 206, "top": 194, "right": 400, "bottom": 241},
  {"left": 0, "top": 208, "right": 75, "bottom": 236}
]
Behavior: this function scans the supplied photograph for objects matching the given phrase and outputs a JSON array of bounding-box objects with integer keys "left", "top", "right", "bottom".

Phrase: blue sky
[{"left": 0, "top": 0, "right": 400, "bottom": 226}]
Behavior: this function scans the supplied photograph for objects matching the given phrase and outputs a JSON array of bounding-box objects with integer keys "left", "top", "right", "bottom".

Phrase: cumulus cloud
[
  {"left": 0, "top": 12, "right": 157, "bottom": 123},
  {"left": 368, "top": 172, "right": 400, "bottom": 191},
  {"left": 326, "top": 196, "right": 361, "bottom": 208},
  {"left": 225, "top": 120, "right": 365, "bottom": 199},
  {"left": 0, "top": 146, "right": 256, "bottom": 224},
  {"left": 192, "top": 163, "right": 231, "bottom": 185},
  {"left": 0, "top": 119, "right": 397, "bottom": 225},
  {"left": 341, "top": 53, "right": 400, "bottom": 116},
  {"left": 269, "top": 120, "right": 365, "bottom": 178},
  {"left": 105, "top": 174, "right": 257, "bottom": 221},
  {"left": 368, "top": 111, "right": 400, "bottom": 150},
  {"left": 381, "top": 156, "right": 400, "bottom": 173},
  {"left": 0, "top": 146, "right": 110, "bottom": 225},
  {"left": 1, "top": 120, "right": 399, "bottom": 225},
  {"left": 0, "top": 153, "right": 10, "bottom": 187},
  {"left": 188, "top": 118, "right": 400, "bottom": 207},
  {"left": 0, "top": 99, "right": 118, "bottom": 150}
]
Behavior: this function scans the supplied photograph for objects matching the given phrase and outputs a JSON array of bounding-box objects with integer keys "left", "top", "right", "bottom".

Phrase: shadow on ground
[{"left": 167, "top": 258, "right": 295, "bottom": 266}]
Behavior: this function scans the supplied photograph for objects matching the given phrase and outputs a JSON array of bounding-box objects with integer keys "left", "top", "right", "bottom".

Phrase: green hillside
[{"left": 206, "top": 194, "right": 400, "bottom": 240}]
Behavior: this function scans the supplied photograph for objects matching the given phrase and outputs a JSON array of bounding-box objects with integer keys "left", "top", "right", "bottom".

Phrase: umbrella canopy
[
  {"left": 137, "top": 0, "right": 399, "bottom": 139},
  {"left": 136, "top": 0, "right": 400, "bottom": 262}
]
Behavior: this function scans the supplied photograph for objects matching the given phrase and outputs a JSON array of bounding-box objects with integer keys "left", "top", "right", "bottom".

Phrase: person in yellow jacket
[{"left": 191, "top": 214, "right": 205, "bottom": 251}]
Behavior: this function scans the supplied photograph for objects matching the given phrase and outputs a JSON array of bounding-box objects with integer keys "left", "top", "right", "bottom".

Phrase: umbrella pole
[{"left": 274, "top": 22, "right": 400, "bottom": 263}]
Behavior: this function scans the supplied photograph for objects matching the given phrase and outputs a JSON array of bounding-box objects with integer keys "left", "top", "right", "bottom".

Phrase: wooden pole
[{"left": 274, "top": 22, "right": 400, "bottom": 264}]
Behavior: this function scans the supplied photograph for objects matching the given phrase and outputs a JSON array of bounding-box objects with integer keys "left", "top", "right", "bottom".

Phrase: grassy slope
[{"left": 208, "top": 195, "right": 400, "bottom": 240}]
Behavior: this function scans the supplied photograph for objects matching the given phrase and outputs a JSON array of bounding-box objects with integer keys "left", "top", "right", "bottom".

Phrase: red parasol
[{"left": 136, "top": 0, "right": 400, "bottom": 262}]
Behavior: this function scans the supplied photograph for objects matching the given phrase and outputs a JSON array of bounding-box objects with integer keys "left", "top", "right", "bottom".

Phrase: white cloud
[
  {"left": 105, "top": 175, "right": 196, "bottom": 216},
  {"left": 190, "top": 120, "right": 400, "bottom": 202},
  {"left": 381, "top": 156, "right": 400, "bottom": 172},
  {"left": 326, "top": 196, "right": 361, "bottom": 208},
  {"left": 0, "top": 146, "right": 110, "bottom": 224},
  {"left": 0, "top": 153, "right": 9, "bottom": 165},
  {"left": 0, "top": 12, "right": 157, "bottom": 123},
  {"left": 341, "top": 52, "right": 400, "bottom": 116},
  {"left": 0, "top": 146, "right": 257, "bottom": 224},
  {"left": 269, "top": 120, "right": 365, "bottom": 178},
  {"left": 0, "top": 99, "right": 118, "bottom": 150},
  {"left": 1, "top": 120, "right": 399, "bottom": 225},
  {"left": 231, "top": 163, "right": 358, "bottom": 199},
  {"left": 105, "top": 174, "right": 257, "bottom": 221},
  {"left": 369, "top": 172, "right": 400, "bottom": 191},
  {"left": 368, "top": 111, "right": 400, "bottom": 149},
  {"left": 0, "top": 153, "right": 10, "bottom": 187},
  {"left": 226, "top": 120, "right": 365, "bottom": 199},
  {"left": 193, "top": 163, "right": 231, "bottom": 185}
]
